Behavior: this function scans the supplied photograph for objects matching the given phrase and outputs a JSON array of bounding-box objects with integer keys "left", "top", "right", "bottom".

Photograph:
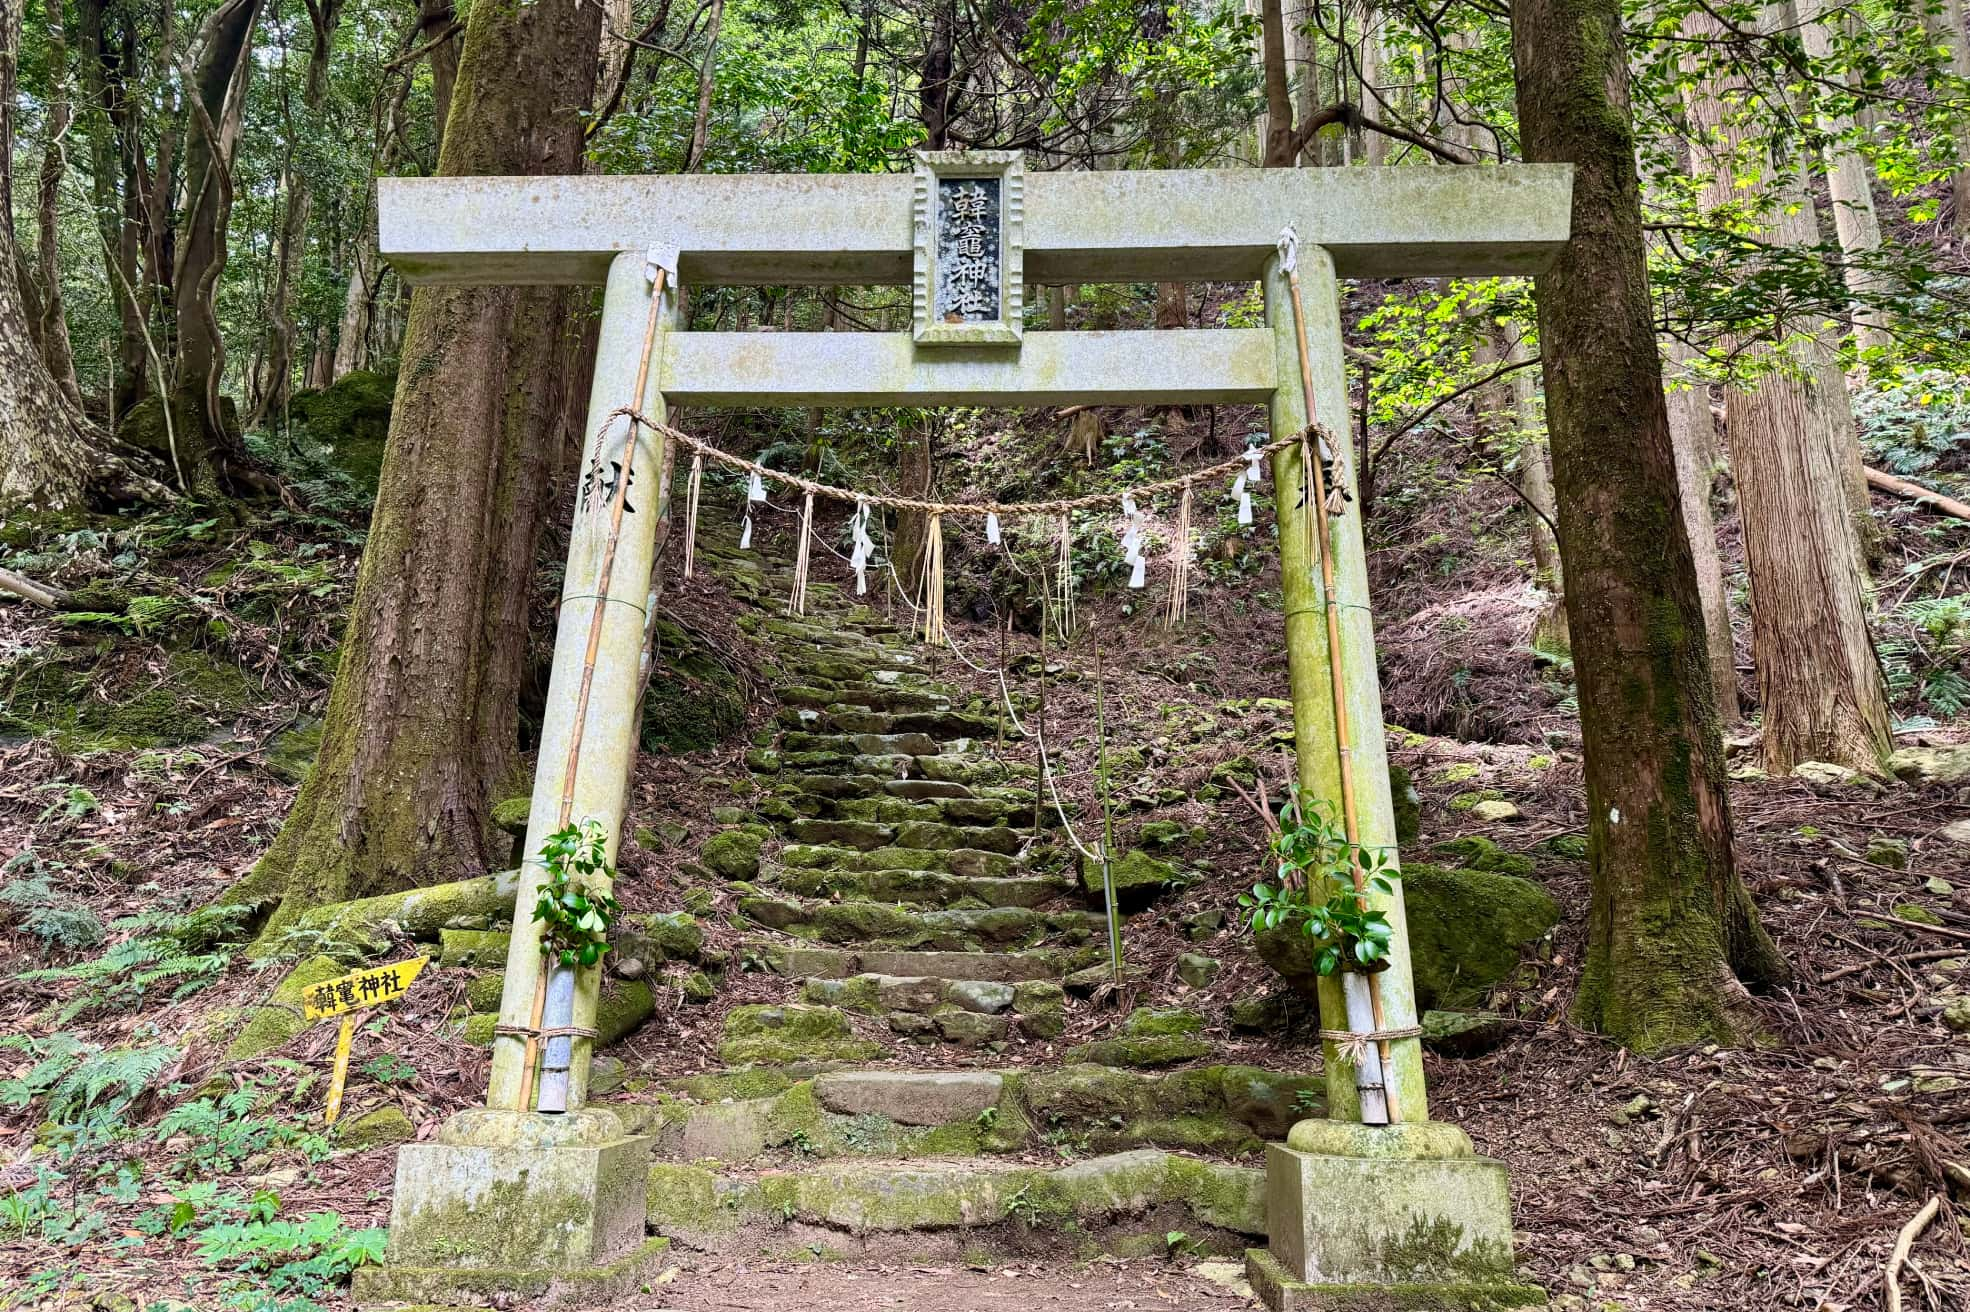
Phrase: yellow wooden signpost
[{"left": 302, "top": 956, "right": 428, "bottom": 1125}]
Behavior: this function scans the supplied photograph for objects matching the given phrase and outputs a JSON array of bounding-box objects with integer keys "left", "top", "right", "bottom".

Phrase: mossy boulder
[
  {"left": 1388, "top": 762, "right": 1421, "bottom": 847},
  {"left": 1428, "top": 836, "right": 1534, "bottom": 879},
  {"left": 492, "top": 797, "right": 531, "bottom": 836},
  {"left": 2, "top": 647, "right": 255, "bottom": 751},
  {"left": 336, "top": 1105, "right": 415, "bottom": 1150},
  {"left": 717, "top": 1004, "right": 886, "bottom": 1066},
  {"left": 700, "top": 829, "right": 763, "bottom": 880},
  {"left": 1080, "top": 848, "right": 1183, "bottom": 911},
  {"left": 263, "top": 720, "right": 323, "bottom": 785},
  {"left": 1254, "top": 862, "right": 1559, "bottom": 1010},
  {"left": 623, "top": 911, "right": 704, "bottom": 963},
  {"left": 290, "top": 368, "right": 397, "bottom": 491},
  {"left": 225, "top": 955, "right": 346, "bottom": 1062},
  {"left": 641, "top": 620, "right": 747, "bottom": 753},
  {"left": 596, "top": 979, "right": 656, "bottom": 1045}
]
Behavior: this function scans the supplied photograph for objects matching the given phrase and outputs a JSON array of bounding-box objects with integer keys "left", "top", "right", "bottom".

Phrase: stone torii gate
[{"left": 355, "top": 156, "right": 1571, "bottom": 1307}]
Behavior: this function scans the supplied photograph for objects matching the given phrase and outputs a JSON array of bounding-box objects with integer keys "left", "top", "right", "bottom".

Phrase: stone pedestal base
[
  {"left": 1251, "top": 1119, "right": 1542, "bottom": 1311},
  {"left": 352, "top": 1107, "right": 663, "bottom": 1307}
]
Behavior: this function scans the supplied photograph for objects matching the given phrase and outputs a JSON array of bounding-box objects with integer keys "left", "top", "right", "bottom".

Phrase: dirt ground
[{"left": 637, "top": 1257, "right": 1258, "bottom": 1311}]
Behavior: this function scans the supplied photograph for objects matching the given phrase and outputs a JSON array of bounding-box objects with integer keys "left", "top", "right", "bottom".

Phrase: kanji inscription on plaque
[
  {"left": 913, "top": 151, "right": 1024, "bottom": 346},
  {"left": 936, "top": 178, "right": 1001, "bottom": 322}
]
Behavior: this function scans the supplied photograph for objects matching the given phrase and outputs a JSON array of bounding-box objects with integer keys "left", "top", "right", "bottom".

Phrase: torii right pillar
[{"left": 1250, "top": 243, "right": 1545, "bottom": 1311}]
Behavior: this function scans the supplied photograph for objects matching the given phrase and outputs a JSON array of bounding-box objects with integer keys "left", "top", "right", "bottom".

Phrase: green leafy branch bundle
[
  {"left": 1234, "top": 780, "right": 1402, "bottom": 977},
  {"left": 532, "top": 820, "right": 621, "bottom": 969}
]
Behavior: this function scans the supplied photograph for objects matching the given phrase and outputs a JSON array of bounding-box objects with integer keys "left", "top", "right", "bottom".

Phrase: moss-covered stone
[
  {"left": 626, "top": 911, "right": 704, "bottom": 962},
  {"left": 1080, "top": 848, "right": 1184, "bottom": 911},
  {"left": 700, "top": 829, "right": 763, "bottom": 880},
  {"left": 596, "top": 979, "right": 656, "bottom": 1045},
  {"left": 439, "top": 928, "right": 512, "bottom": 968},
  {"left": 1388, "top": 762, "right": 1422, "bottom": 847},
  {"left": 263, "top": 720, "right": 323, "bottom": 785},
  {"left": 1255, "top": 862, "right": 1558, "bottom": 1010},
  {"left": 492, "top": 797, "right": 531, "bottom": 836},
  {"left": 225, "top": 955, "right": 346, "bottom": 1062},
  {"left": 1428, "top": 836, "right": 1534, "bottom": 879},
  {"left": 290, "top": 368, "right": 396, "bottom": 490},
  {"left": 1, "top": 647, "right": 256, "bottom": 751},
  {"left": 254, "top": 874, "right": 510, "bottom": 959},
  {"left": 717, "top": 1004, "right": 886, "bottom": 1065},
  {"left": 337, "top": 1104, "right": 415, "bottom": 1150},
  {"left": 641, "top": 620, "right": 748, "bottom": 754},
  {"left": 466, "top": 973, "right": 506, "bottom": 1013}
]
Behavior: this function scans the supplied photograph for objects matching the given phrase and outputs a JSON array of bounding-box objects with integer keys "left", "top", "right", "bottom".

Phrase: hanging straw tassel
[
  {"left": 681, "top": 452, "right": 704, "bottom": 579},
  {"left": 1055, "top": 513, "right": 1076, "bottom": 640},
  {"left": 1164, "top": 482, "right": 1194, "bottom": 630},
  {"left": 921, "top": 513, "right": 946, "bottom": 645},
  {"left": 789, "top": 492, "right": 815, "bottom": 614}
]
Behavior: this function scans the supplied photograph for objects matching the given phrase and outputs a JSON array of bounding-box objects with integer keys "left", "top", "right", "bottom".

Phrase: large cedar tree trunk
[
  {"left": 1683, "top": 12, "right": 1890, "bottom": 774},
  {"left": 234, "top": 0, "right": 604, "bottom": 929},
  {"left": 1510, "top": 0, "right": 1788, "bottom": 1050}
]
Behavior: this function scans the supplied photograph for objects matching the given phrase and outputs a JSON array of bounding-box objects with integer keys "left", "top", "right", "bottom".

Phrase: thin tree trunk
[
  {"left": 1684, "top": 9, "right": 1890, "bottom": 774},
  {"left": 1923, "top": 0, "right": 1970, "bottom": 238},
  {"left": 682, "top": 0, "right": 724, "bottom": 171},
  {"left": 254, "top": 0, "right": 345, "bottom": 428},
  {"left": 235, "top": 0, "right": 606, "bottom": 929},
  {"left": 333, "top": 71, "right": 412, "bottom": 380},
  {"left": 1794, "top": 0, "right": 1890, "bottom": 355},
  {"left": 33, "top": 0, "right": 83, "bottom": 406},
  {"left": 1511, "top": 0, "right": 1787, "bottom": 1051},
  {"left": 419, "top": 0, "right": 459, "bottom": 147},
  {"left": 171, "top": 0, "right": 263, "bottom": 493},
  {"left": 1663, "top": 340, "right": 1740, "bottom": 725},
  {"left": 77, "top": 0, "right": 147, "bottom": 416}
]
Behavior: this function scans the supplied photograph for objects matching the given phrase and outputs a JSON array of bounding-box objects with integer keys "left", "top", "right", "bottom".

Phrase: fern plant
[{"left": 0, "top": 1033, "right": 178, "bottom": 1127}]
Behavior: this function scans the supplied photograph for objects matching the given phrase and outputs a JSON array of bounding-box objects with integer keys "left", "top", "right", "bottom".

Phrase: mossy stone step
[
  {"left": 757, "top": 942, "right": 1081, "bottom": 982},
  {"left": 782, "top": 730, "right": 950, "bottom": 757},
  {"left": 738, "top": 894, "right": 1099, "bottom": 950},
  {"left": 623, "top": 1064, "right": 1318, "bottom": 1168},
  {"left": 777, "top": 843, "right": 1018, "bottom": 879},
  {"left": 777, "top": 864, "right": 1072, "bottom": 910},
  {"left": 883, "top": 778, "right": 974, "bottom": 800},
  {"left": 644, "top": 1150, "right": 1266, "bottom": 1253},
  {"left": 804, "top": 974, "right": 1067, "bottom": 1042}
]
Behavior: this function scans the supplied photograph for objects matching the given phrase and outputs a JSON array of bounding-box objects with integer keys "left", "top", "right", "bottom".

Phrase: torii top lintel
[{"left": 378, "top": 164, "right": 1573, "bottom": 288}]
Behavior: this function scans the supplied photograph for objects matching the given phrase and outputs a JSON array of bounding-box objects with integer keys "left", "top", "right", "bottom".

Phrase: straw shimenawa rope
[{"left": 609, "top": 406, "right": 1332, "bottom": 519}]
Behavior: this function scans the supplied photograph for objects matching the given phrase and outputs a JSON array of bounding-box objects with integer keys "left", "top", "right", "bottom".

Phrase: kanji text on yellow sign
[{"left": 303, "top": 957, "right": 428, "bottom": 1021}]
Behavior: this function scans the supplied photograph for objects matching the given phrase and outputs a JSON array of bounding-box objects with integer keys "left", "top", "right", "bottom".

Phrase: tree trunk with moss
[
  {"left": 234, "top": 0, "right": 604, "bottom": 932},
  {"left": 1510, "top": 0, "right": 1788, "bottom": 1051}
]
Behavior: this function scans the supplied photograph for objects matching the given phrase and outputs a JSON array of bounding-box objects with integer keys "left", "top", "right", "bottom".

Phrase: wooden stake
[
  {"left": 324, "top": 1015, "right": 356, "bottom": 1126},
  {"left": 514, "top": 968, "right": 549, "bottom": 1113}
]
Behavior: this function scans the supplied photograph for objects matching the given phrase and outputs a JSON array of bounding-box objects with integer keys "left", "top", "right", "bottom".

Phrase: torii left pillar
[{"left": 354, "top": 250, "right": 677, "bottom": 1304}]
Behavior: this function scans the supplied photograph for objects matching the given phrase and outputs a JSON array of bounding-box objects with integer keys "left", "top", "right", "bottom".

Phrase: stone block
[
  {"left": 358, "top": 1108, "right": 660, "bottom": 1304},
  {"left": 814, "top": 1070, "right": 1004, "bottom": 1125},
  {"left": 1263, "top": 1121, "right": 1530, "bottom": 1297}
]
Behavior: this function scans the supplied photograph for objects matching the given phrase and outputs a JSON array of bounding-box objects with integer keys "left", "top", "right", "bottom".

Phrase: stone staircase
[{"left": 603, "top": 527, "right": 1318, "bottom": 1263}]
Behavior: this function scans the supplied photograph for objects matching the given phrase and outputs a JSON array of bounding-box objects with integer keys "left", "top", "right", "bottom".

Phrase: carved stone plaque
[{"left": 913, "top": 151, "right": 1023, "bottom": 347}]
